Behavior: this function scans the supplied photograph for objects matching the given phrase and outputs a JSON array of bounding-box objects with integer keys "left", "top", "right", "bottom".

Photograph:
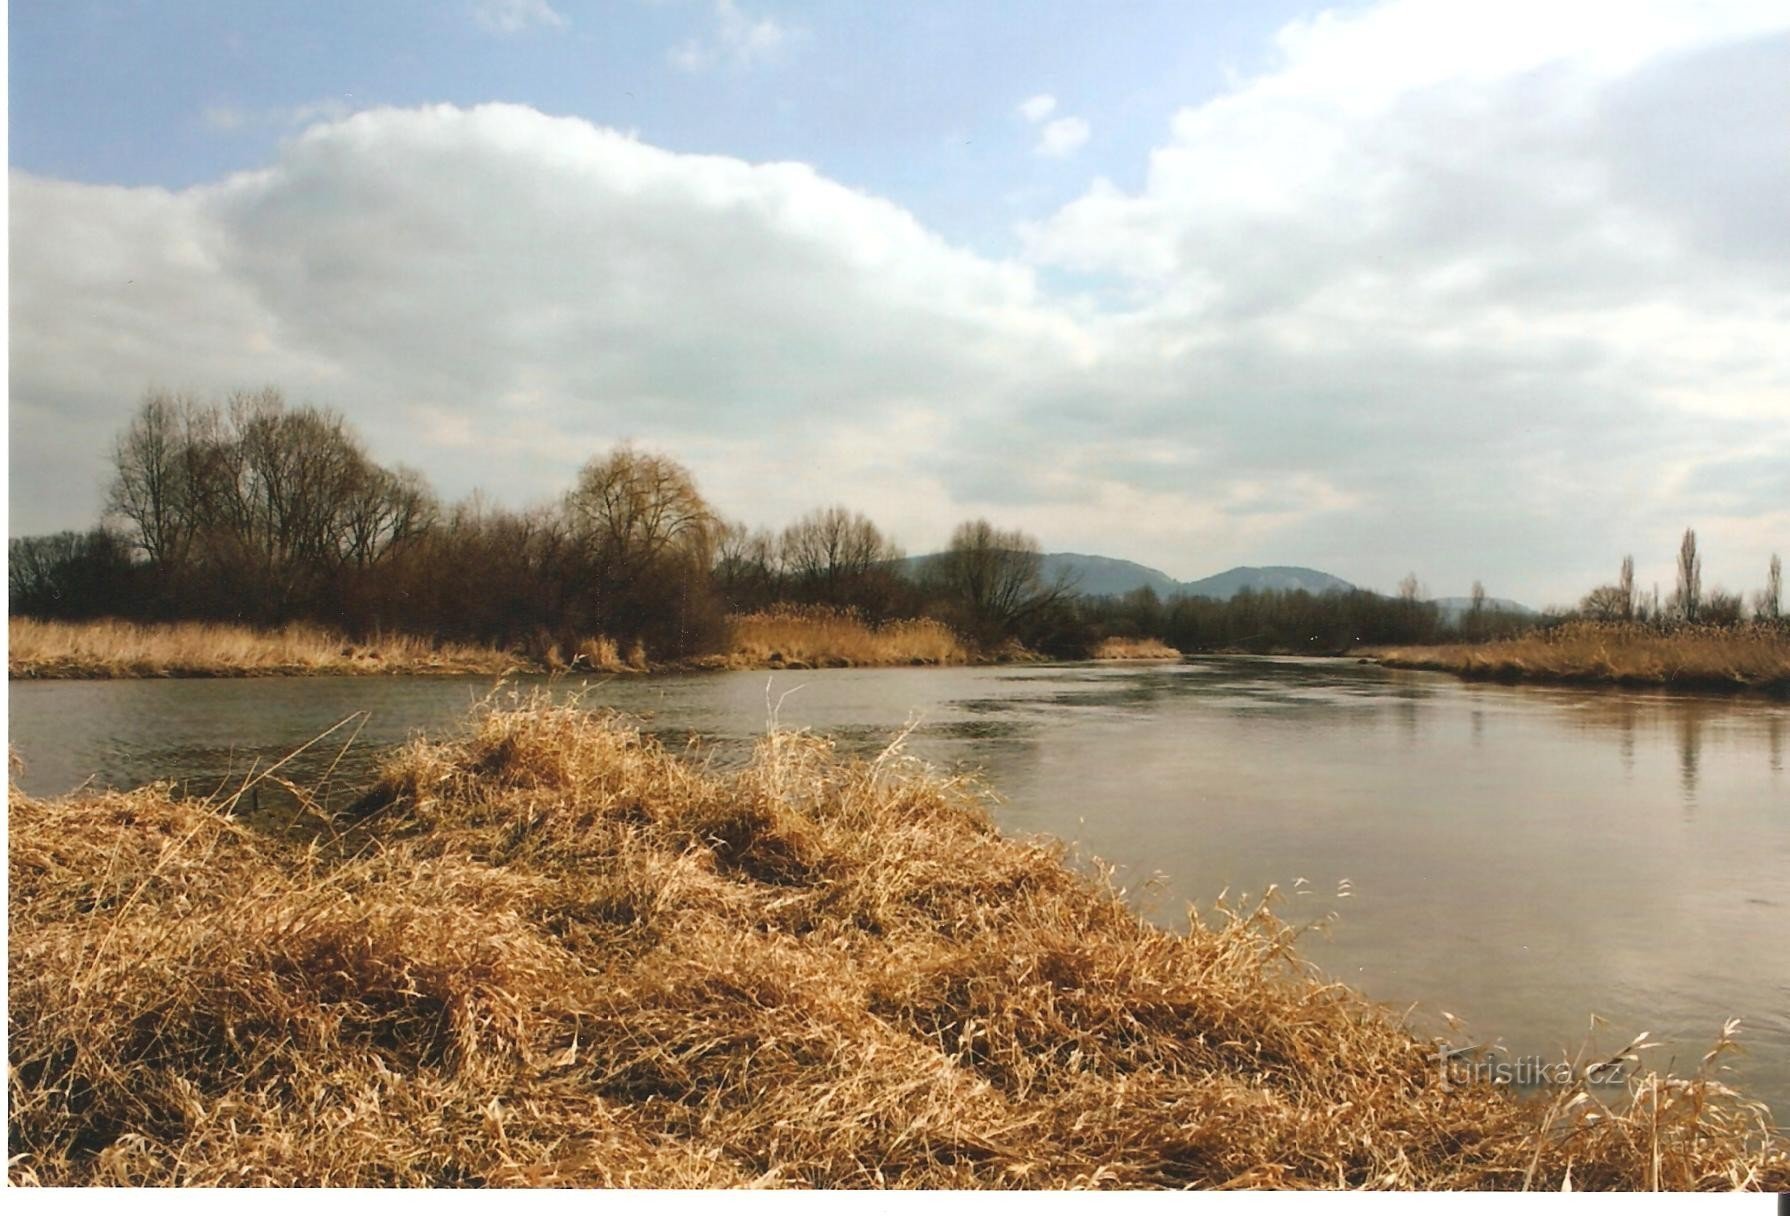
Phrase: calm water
[{"left": 9, "top": 658, "right": 1789, "bottom": 1114}]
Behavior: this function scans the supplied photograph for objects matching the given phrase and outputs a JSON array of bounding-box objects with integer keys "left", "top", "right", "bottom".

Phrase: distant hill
[
  {"left": 903, "top": 552, "right": 1355, "bottom": 601},
  {"left": 1178, "top": 565, "right": 1354, "bottom": 599},
  {"left": 1037, "top": 553, "right": 1182, "bottom": 599},
  {"left": 1430, "top": 596, "right": 1537, "bottom": 622}
]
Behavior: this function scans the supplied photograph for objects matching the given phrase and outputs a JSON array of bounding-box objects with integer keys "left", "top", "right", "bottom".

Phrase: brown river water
[{"left": 8, "top": 657, "right": 1788, "bottom": 1115}]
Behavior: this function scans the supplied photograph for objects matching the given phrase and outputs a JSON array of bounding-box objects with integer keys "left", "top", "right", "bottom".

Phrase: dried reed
[
  {"left": 1088, "top": 637, "right": 1183, "bottom": 661},
  {"left": 8, "top": 617, "right": 519, "bottom": 679},
  {"left": 1370, "top": 621, "right": 1790, "bottom": 694},
  {"left": 726, "top": 606, "right": 969, "bottom": 669}
]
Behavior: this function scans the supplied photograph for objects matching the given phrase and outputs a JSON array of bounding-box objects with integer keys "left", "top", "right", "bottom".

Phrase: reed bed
[
  {"left": 1369, "top": 621, "right": 1790, "bottom": 694},
  {"left": 10, "top": 696, "right": 1785, "bottom": 1188},
  {"left": 1088, "top": 637, "right": 1183, "bottom": 661},
  {"left": 8, "top": 618, "right": 520, "bottom": 679},
  {"left": 725, "top": 606, "right": 969, "bottom": 669}
]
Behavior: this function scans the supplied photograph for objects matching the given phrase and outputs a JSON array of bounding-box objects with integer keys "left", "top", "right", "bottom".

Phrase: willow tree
[{"left": 562, "top": 444, "right": 721, "bottom": 655}]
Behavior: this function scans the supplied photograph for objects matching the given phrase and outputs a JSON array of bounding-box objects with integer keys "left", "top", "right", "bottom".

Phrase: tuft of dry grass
[
  {"left": 1088, "top": 637, "right": 1183, "bottom": 661},
  {"left": 725, "top": 605, "right": 969, "bottom": 669},
  {"left": 1367, "top": 621, "right": 1790, "bottom": 695},
  {"left": 8, "top": 617, "right": 522, "bottom": 680},
  {"left": 10, "top": 696, "right": 1787, "bottom": 1188}
]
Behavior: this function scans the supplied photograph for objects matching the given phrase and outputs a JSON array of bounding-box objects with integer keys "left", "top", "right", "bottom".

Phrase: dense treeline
[
  {"left": 1069, "top": 585, "right": 1510, "bottom": 654},
  {"left": 16, "top": 390, "right": 1778, "bottom": 661},
  {"left": 8, "top": 391, "right": 1075, "bottom": 659}
]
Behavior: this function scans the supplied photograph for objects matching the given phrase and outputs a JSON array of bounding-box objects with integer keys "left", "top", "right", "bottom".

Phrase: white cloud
[
  {"left": 9, "top": 105, "right": 1086, "bottom": 556},
  {"left": 12, "top": 1, "right": 1790, "bottom": 605},
  {"left": 1034, "top": 116, "right": 1090, "bottom": 158},
  {"left": 1017, "top": 94, "right": 1057, "bottom": 122},
  {"left": 471, "top": 0, "right": 566, "bottom": 34},
  {"left": 670, "top": 0, "right": 796, "bottom": 72}
]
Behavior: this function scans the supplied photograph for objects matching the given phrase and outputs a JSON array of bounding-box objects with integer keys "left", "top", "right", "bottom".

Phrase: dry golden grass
[
  {"left": 725, "top": 605, "right": 969, "bottom": 669},
  {"left": 8, "top": 617, "right": 521, "bottom": 679},
  {"left": 1369, "top": 621, "right": 1790, "bottom": 694},
  {"left": 10, "top": 695, "right": 1786, "bottom": 1188},
  {"left": 1088, "top": 637, "right": 1183, "bottom": 661}
]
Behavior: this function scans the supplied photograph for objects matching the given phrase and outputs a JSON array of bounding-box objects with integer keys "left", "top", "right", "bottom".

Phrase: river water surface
[{"left": 10, "top": 657, "right": 1788, "bottom": 1114}]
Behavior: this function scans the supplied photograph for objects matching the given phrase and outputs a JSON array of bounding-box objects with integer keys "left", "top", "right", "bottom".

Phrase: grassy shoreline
[
  {"left": 1087, "top": 636, "right": 1183, "bottom": 661},
  {"left": 6, "top": 618, "right": 521, "bottom": 679},
  {"left": 9, "top": 698, "right": 1785, "bottom": 1188},
  {"left": 1364, "top": 622, "right": 1790, "bottom": 697},
  {"left": 7, "top": 612, "right": 986, "bottom": 680}
]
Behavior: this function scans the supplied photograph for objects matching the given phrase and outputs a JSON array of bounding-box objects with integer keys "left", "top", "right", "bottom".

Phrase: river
[{"left": 9, "top": 656, "right": 1788, "bottom": 1114}]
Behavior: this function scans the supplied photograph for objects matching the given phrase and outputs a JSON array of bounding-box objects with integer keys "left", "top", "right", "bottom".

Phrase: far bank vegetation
[
  {"left": 1373, "top": 533, "right": 1788, "bottom": 694},
  {"left": 11, "top": 390, "right": 1786, "bottom": 680}
]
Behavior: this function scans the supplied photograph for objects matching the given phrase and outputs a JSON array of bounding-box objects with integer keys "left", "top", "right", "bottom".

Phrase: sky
[{"left": 7, "top": 0, "right": 1789, "bottom": 608}]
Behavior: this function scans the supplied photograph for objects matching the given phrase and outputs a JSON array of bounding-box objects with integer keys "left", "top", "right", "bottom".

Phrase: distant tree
[
  {"left": 339, "top": 464, "right": 436, "bottom": 570},
  {"left": 1397, "top": 572, "right": 1421, "bottom": 603},
  {"left": 1674, "top": 528, "right": 1702, "bottom": 621},
  {"left": 1580, "top": 584, "right": 1631, "bottom": 621},
  {"left": 561, "top": 444, "right": 721, "bottom": 653},
  {"left": 713, "top": 519, "right": 783, "bottom": 611},
  {"left": 1702, "top": 588, "right": 1743, "bottom": 626},
  {"left": 8, "top": 529, "right": 139, "bottom": 618},
  {"left": 926, "top": 519, "right": 1073, "bottom": 646},
  {"left": 564, "top": 445, "right": 713, "bottom": 578},
  {"left": 1618, "top": 554, "right": 1635, "bottom": 620},
  {"left": 1755, "top": 554, "right": 1782, "bottom": 622},
  {"left": 778, "top": 505, "right": 902, "bottom": 609},
  {"left": 1470, "top": 580, "right": 1487, "bottom": 616},
  {"left": 107, "top": 392, "right": 204, "bottom": 579}
]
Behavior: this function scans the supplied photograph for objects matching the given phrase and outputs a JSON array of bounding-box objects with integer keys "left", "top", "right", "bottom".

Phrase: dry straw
[
  {"left": 8, "top": 617, "right": 518, "bottom": 679},
  {"left": 1372, "top": 621, "right": 1790, "bottom": 694},
  {"left": 10, "top": 693, "right": 1786, "bottom": 1187},
  {"left": 725, "top": 605, "right": 968, "bottom": 669}
]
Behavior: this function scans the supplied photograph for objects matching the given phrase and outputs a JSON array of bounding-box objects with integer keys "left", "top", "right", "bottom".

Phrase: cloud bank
[{"left": 10, "top": 1, "right": 1789, "bottom": 604}]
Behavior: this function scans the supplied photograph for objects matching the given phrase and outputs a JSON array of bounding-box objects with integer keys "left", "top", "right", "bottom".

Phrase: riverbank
[
  {"left": 10, "top": 698, "right": 1784, "bottom": 1188},
  {"left": 708, "top": 606, "right": 972, "bottom": 670},
  {"left": 1364, "top": 622, "right": 1790, "bottom": 696},
  {"left": 1088, "top": 636, "right": 1182, "bottom": 660},
  {"left": 6, "top": 612, "right": 982, "bottom": 680},
  {"left": 6, "top": 618, "right": 521, "bottom": 679}
]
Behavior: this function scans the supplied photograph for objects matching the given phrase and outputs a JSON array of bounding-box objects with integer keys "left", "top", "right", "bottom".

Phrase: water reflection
[{"left": 1679, "top": 711, "right": 1702, "bottom": 811}]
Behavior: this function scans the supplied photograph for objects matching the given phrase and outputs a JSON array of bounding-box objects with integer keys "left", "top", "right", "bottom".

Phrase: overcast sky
[{"left": 8, "top": 0, "right": 1788, "bottom": 607}]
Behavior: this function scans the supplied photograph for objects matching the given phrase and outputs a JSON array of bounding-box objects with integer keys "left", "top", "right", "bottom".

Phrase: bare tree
[
  {"left": 713, "top": 519, "right": 782, "bottom": 610},
  {"left": 778, "top": 505, "right": 902, "bottom": 606},
  {"left": 340, "top": 465, "right": 437, "bottom": 569},
  {"left": 1397, "top": 572, "right": 1421, "bottom": 603},
  {"left": 107, "top": 391, "right": 203, "bottom": 573},
  {"left": 1618, "top": 554, "right": 1635, "bottom": 620},
  {"left": 1703, "top": 588, "right": 1744, "bottom": 626},
  {"left": 1674, "top": 528, "right": 1702, "bottom": 621},
  {"left": 564, "top": 444, "right": 715, "bottom": 579},
  {"left": 1580, "top": 584, "right": 1632, "bottom": 620},
  {"left": 926, "top": 519, "right": 1072, "bottom": 645},
  {"left": 562, "top": 444, "right": 720, "bottom": 650},
  {"left": 1756, "top": 553, "right": 1782, "bottom": 622}
]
